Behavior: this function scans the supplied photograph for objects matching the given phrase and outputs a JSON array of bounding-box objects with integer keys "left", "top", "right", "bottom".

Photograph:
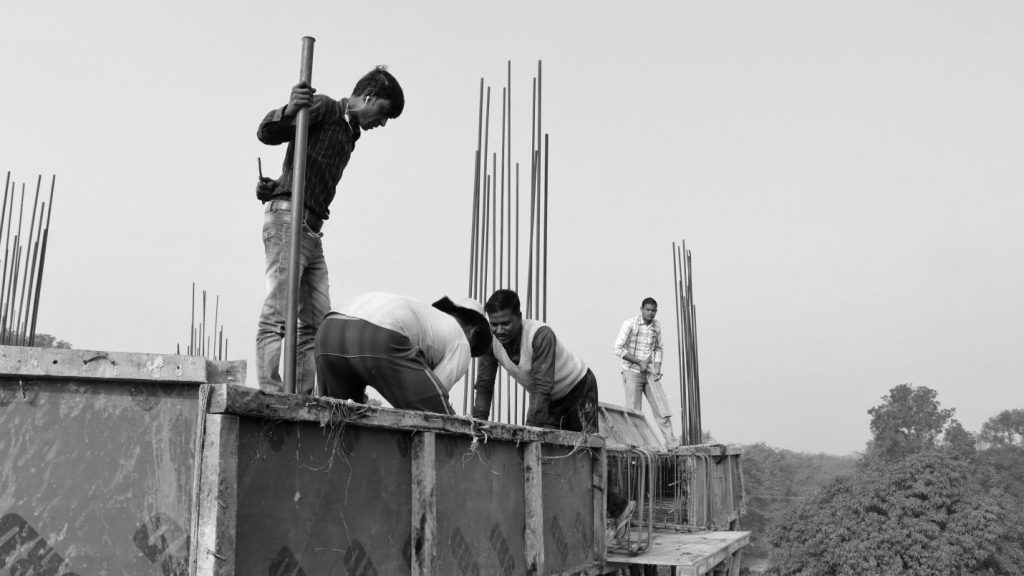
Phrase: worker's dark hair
[
  {"left": 485, "top": 289, "right": 522, "bottom": 316},
  {"left": 641, "top": 297, "right": 658, "bottom": 308},
  {"left": 352, "top": 65, "right": 405, "bottom": 118}
]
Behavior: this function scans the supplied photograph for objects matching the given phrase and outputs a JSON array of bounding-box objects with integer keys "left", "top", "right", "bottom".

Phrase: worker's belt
[{"left": 266, "top": 199, "right": 324, "bottom": 233}]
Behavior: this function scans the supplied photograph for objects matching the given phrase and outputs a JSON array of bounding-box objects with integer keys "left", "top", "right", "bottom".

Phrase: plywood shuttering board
[
  {"left": 231, "top": 419, "right": 413, "bottom": 575},
  {"left": 0, "top": 378, "right": 199, "bottom": 575},
  {"left": 434, "top": 434, "right": 526, "bottom": 576},
  {"left": 540, "top": 444, "right": 597, "bottom": 574}
]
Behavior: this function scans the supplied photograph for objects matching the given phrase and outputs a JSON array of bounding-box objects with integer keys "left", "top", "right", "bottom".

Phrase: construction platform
[
  {"left": 607, "top": 530, "right": 748, "bottom": 575},
  {"left": 0, "top": 345, "right": 747, "bottom": 575}
]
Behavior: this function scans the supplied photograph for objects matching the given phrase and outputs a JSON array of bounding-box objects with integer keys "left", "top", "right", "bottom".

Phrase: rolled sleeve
[
  {"left": 472, "top": 348, "right": 498, "bottom": 419},
  {"left": 526, "top": 327, "right": 557, "bottom": 427},
  {"left": 256, "top": 106, "right": 294, "bottom": 145},
  {"left": 652, "top": 320, "right": 663, "bottom": 365},
  {"left": 614, "top": 319, "right": 633, "bottom": 359}
]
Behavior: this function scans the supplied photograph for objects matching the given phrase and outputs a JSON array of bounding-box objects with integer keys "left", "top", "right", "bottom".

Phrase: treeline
[
  {"left": 739, "top": 444, "right": 858, "bottom": 571},
  {"left": 738, "top": 384, "right": 1024, "bottom": 575}
]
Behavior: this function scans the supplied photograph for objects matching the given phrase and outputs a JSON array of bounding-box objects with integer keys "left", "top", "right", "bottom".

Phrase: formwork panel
[
  {"left": 435, "top": 435, "right": 526, "bottom": 576},
  {"left": 232, "top": 419, "right": 412, "bottom": 576},
  {"left": 203, "top": 385, "right": 609, "bottom": 576},
  {"left": 541, "top": 444, "right": 597, "bottom": 574},
  {"left": 0, "top": 377, "right": 199, "bottom": 576}
]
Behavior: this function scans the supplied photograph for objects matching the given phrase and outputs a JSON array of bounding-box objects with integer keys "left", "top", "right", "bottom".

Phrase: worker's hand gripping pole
[{"left": 283, "top": 36, "right": 315, "bottom": 395}]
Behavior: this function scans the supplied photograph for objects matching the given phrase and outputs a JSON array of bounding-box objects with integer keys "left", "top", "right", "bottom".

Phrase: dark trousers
[
  {"left": 548, "top": 369, "right": 630, "bottom": 517},
  {"left": 548, "top": 369, "right": 600, "bottom": 433}
]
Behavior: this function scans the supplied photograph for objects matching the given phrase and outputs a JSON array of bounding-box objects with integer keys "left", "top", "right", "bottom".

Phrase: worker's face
[
  {"left": 641, "top": 303, "right": 658, "bottom": 325},
  {"left": 356, "top": 95, "right": 393, "bottom": 130},
  {"left": 488, "top": 309, "right": 522, "bottom": 349}
]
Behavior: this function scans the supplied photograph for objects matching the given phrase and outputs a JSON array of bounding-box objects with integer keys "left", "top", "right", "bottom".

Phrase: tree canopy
[
  {"left": 759, "top": 385, "right": 1024, "bottom": 575},
  {"left": 767, "top": 452, "right": 1009, "bottom": 575},
  {"left": 866, "top": 383, "right": 954, "bottom": 462},
  {"left": 980, "top": 409, "right": 1024, "bottom": 448}
]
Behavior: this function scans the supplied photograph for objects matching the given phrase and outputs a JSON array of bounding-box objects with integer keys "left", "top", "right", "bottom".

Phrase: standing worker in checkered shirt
[
  {"left": 254, "top": 66, "right": 405, "bottom": 395},
  {"left": 614, "top": 297, "right": 678, "bottom": 446}
]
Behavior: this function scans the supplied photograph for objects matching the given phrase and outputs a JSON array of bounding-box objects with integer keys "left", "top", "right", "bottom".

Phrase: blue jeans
[{"left": 256, "top": 204, "right": 330, "bottom": 395}]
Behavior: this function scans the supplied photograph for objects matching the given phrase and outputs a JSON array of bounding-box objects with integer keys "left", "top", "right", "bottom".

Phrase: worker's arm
[
  {"left": 471, "top": 348, "right": 499, "bottom": 419},
  {"left": 256, "top": 82, "right": 339, "bottom": 145},
  {"left": 525, "top": 326, "right": 557, "bottom": 427},
  {"left": 651, "top": 320, "right": 663, "bottom": 378},
  {"left": 614, "top": 319, "right": 649, "bottom": 372}
]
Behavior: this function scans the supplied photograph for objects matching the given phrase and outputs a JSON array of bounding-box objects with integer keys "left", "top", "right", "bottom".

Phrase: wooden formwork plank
[
  {"left": 523, "top": 441, "right": 544, "bottom": 576},
  {"left": 195, "top": 414, "right": 239, "bottom": 576},
  {"left": 728, "top": 551, "right": 742, "bottom": 576},
  {"left": 0, "top": 345, "right": 246, "bottom": 384},
  {"left": 411, "top": 432, "right": 436, "bottom": 576},
  {"left": 207, "top": 384, "right": 605, "bottom": 449},
  {"left": 607, "top": 531, "right": 750, "bottom": 575},
  {"left": 593, "top": 447, "right": 607, "bottom": 563}
]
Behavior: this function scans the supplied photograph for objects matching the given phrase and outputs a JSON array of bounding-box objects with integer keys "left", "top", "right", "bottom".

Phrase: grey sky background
[{"left": 2, "top": 1, "right": 1022, "bottom": 454}]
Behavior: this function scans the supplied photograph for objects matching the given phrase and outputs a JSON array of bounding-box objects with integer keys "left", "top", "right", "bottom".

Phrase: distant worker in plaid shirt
[{"left": 614, "top": 297, "right": 678, "bottom": 446}]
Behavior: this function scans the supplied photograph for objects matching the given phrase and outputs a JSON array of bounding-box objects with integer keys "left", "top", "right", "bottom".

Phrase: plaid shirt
[
  {"left": 614, "top": 315, "right": 663, "bottom": 372},
  {"left": 257, "top": 94, "right": 360, "bottom": 221}
]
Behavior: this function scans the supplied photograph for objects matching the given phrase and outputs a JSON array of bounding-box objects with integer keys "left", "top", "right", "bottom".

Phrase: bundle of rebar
[
  {"left": 0, "top": 172, "right": 56, "bottom": 347},
  {"left": 464, "top": 61, "right": 551, "bottom": 425},
  {"left": 179, "top": 282, "right": 229, "bottom": 361},
  {"left": 672, "top": 240, "right": 702, "bottom": 445}
]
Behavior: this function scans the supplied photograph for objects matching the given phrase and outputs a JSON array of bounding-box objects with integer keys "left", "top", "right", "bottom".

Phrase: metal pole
[{"left": 283, "top": 36, "right": 315, "bottom": 395}]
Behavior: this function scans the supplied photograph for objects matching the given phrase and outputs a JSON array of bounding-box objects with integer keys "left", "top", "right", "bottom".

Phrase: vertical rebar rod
[
  {"left": 498, "top": 87, "right": 506, "bottom": 289},
  {"left": 672, "top": 243, "right": 686, "bottom": 442},
  {"left": 491, "top": 154, "right": 497, "bottom": 291},
  {"left": 481, "top": 87, "right": 492, "bottom": 299},
  {"left": 16, "top": 177, "right": 42, "bottom": 345},
  {"left": 28, "top": 176, "right": 54, "bottom": 346},
  {"left": 190, "top": 283, "right": 196, "bottom": 355},
  {"left": 202, "top": 290, "right": 207, "bottom": 358},
  {"left": 283, "top": 35, "right": 316, "bottom": 395},
  {"left": 481, "top": 169, "right": 491, "bottom": 303},
  {"left": 536, "top": 61, "right": 544, "bottom": 321},
  {"left": 22, "top": 204, "right": 44, "bottom": 344},
  {"left": 4, "top": 185, "right": 26, "bottom": 342},
  {"left": 0, "top": 179, "right": 11, "bottom": 342},
  {"left": 6, "top": 246, "right": 21, "bottom": 343},
  {"left": 526, "top": 78, "right": 536, "bottom": 318},
  {"left": 542, "top": 134, "right": 549, "bottom": 321},
  {"left": 0, "top": 173, "right": 9, "bottom": 251},
  {"left": 214, "top": 294, "right": 220, "bottom": 359},
  {"left": 469, "top": 78, "right": 484, "bottom": 298},
  {"left": 506, "top": 61, "right": 513, "bottom": 289}
]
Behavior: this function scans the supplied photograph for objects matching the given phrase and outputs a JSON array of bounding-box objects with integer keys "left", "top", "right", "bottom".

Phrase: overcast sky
[{"left": 2, "top": 0, "right": 1022, "bottom": 454}]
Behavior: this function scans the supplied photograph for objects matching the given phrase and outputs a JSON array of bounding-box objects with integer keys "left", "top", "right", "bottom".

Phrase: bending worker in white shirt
[{"left": 314, "top": 292, "right": 491, "bottom": 412}]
